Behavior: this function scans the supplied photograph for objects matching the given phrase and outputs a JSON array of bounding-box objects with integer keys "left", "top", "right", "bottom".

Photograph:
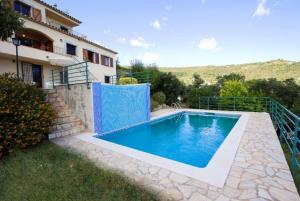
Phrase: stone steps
[{"left": 44, "top": 88, "right": 85, "bottom": 139}]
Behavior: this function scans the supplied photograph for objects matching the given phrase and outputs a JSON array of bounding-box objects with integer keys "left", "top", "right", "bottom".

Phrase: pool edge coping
[{"left": 75, "top": 109, "right": 249, "bottom": 188}]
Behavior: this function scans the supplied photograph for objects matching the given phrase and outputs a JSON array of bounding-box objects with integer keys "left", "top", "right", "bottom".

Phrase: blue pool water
[{"left": 97, "top": 112, "right": 239, "bottom": 168}]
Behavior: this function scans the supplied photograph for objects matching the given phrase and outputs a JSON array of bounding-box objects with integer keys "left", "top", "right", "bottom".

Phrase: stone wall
[{"left": 55, "top": 84, "right": 93, "bottom": 132}]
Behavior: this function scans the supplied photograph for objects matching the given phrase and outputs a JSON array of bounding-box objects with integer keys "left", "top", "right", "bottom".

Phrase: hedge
[
  {"left": 118, "top": 77, "right": 138, "bottom": 85},
  {"left": 0, "top": 73, "right": 56, "bottom": 158}
]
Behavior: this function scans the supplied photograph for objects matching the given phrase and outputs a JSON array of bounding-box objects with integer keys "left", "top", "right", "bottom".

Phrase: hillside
[{"left": 159, "top": 60, "right": 300, "bottom": 84}]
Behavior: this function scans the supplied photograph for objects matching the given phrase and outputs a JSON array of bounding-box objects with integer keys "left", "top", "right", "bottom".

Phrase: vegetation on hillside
[
  {"left": 159, "top": 60, "right": 300, "bottom": 84},
  {"left": 120, "top": 59, "right": 300, "bottom": 115}
]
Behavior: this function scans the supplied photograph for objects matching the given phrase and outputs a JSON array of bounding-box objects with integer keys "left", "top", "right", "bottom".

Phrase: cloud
[
  {"left": 139, "top": 52, "right": 159, "bottom": 62},
  {"left": 165, "top": 5, "right": 172, "bottom": 11},
  {"left": 118, "top": 37, "right": 126, "bottom": 44},
  {"left": 253, "top": 0, "right": 270, "bottom": 17},
  {"left": 201, "top": 0, "right": 206, "bottom": 4},
  {"left": 151, "top": 20, "right": 162, "bottom": 30},
  {"left": 162, "top": 17, "right": 168, "bottom": 21},
  {"left": 198, "top": 37, "right": 218, "bottom": 50},
  {"left": 103, "top": 29, "right": 111, "bottom": 35},
  {"left": 130, "top": 37, "right": 152, "bottom": 48}
]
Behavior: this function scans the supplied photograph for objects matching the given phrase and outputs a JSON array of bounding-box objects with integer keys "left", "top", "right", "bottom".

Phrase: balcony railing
[
  {"left": 110, "top": 71, "right": 152, "bottom": 85},
  {"left": 49, "top": 61, "right": 90, "bottom": 89},
  {"left": 47, "top": 20, "right": 87, "bottom": 39},
  {"left": 198, "top": 96, "right": 300, "bottom": 176}
]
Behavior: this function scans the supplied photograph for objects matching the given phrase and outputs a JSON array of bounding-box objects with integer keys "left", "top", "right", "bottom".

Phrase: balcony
[{"left": 46, "top": 20, "right": 87, "bottom": 39}]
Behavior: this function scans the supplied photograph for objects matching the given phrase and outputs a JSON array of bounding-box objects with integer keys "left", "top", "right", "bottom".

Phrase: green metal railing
[
  {"left": 198, "top": 96, "right": 300, "bottom": 175},
  {"left": 49, "top": 61, "right": 90, "bottom": 89},
  {"left": 110, "top": 71, "right": 152, "bottom": 85}
]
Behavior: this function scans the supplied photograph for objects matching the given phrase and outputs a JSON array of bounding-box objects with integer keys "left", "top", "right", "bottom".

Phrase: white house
[{"left": 0, "top": 0, "right": 118, "bottom": 88}]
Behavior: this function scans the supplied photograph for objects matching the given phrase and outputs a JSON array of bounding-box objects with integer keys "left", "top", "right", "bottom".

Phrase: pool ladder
[
  {"left": 171, "top": 102, "right": 182, "bottom": 110},
  {"left": 171, "top": 102, "right": 184, "bottom": 122}
]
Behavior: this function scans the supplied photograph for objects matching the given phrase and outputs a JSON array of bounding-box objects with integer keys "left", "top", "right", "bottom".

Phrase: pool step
[{"left": 44, "top": 88, "right": 85, "bottom": 139}]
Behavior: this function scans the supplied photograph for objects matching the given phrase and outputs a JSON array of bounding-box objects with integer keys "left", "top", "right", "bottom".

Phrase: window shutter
[
  {"left": 101, "top": 55, "right": 105, "bottom": 65},
  {"left": 32, "top": 8, "right": 41, "bottom": 22},
  {"left": 110, "top": 58, "right": 113, "bottom": 67},
  {"left": 95, "top": 53, "right": 99, "bottom": 64},
  {"left": 83, "top": 49, "right": 88, "bottom": 61}
]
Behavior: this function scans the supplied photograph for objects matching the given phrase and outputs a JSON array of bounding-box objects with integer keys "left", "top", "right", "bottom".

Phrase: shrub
[
  {"left": 118, "top": 77, "right": 138, "bottom": 85},
  {"left": 0, "top": 73, "right": 55, "bottom": 158},
  {"left": 151, "top": 72, "right": 186, "bottom": 105},
  {"left": 220, "top": 80, "right": 248, "bottom": 97},
  {"left": 152, "top": 91, "right": 166, "bottom": 105},
  {"left": 151, "top": 99, "right": 159, "bottom": 112}
]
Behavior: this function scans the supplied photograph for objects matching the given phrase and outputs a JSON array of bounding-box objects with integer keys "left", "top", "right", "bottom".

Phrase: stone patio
[{"left": 52, "top": 110, "right": 299, "bottom": 201}]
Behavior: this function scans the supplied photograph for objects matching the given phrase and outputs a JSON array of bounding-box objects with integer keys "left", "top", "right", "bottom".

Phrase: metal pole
[
  {"left": 208, "top": 97, "right": 210, "bottom": 110},
  {"left": 292, "top": 119, "right": 299, "bottom": 175},
  {"left": 85, "top": 62, "right": 90, "bottom": 89},
  {"left": 51, "top": 69, "right": 55, "bottom": 88},
  {"left": 16, "top": 45, "right": 19, "bottom": 78},
  {"left": 233, "top": 97, "right": 236, "bottom": 111}
]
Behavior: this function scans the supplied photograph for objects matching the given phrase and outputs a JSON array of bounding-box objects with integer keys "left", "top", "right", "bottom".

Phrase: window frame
[
  {"left": 66, "top": 43, "right": 77, "bottom": 56},
  {"left": 14, "top": 1, "right": 31, "bottom": 17},
  {"left": 104, "top": 76, "right": 111, "bottom": 84}
]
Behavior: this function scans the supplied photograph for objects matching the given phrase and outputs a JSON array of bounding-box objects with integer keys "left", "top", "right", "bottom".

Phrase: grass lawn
[{"left": 0, "top": 142, "right": 159, "bottom": 201}]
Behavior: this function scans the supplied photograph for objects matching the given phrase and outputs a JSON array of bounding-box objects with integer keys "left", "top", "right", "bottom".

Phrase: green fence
[
  {"left": 199, "top": 96, "right": 300, "bottom": 175},
  {"left": 110, "top": 71, "right": 152, "bottom": 85},
  {"left": 49, "top": 61, "right": 90, "bottom": 88}
]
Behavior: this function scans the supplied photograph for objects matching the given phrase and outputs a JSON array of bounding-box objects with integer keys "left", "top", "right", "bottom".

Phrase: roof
[
  {"left": 21, "top": 15, "right": 118, "bottom": 54},
  {"left": 33, "top": 0, "right": 82, "bottom": 24}
]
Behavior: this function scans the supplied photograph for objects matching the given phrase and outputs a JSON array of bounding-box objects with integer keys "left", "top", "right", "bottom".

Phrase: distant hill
[{"left": 159, "top": 60, "right": 300, "bottom": 84}]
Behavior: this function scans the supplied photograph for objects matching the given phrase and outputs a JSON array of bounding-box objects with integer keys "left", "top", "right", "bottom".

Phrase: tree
[
  {"left": 130, "top": 59, "right": 145, "bottom": 73},
  {"left": 192, "top": 73, "right": 204, "bottom": 88},
  {"left": 220, "top": 80, "right": 248, "bottom": 97},
  {"left": 185, "top": 85, "right": 219, "bottom": 108},
  {"left": 151, "top": 72, "right": 186, "bottom": 105},
  {"left": 247, "top": 78, "right": 300, "bottom": 114},
  {"left": 217, "top": 73, "right": 245, "bottom": 86},
  {"left": 0, "top": 0, "right": 24, "bottom": 41}
]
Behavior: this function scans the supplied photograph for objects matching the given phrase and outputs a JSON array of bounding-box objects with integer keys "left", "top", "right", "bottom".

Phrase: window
[
  {"left": 14, "top": 1, "right": 31, "bottom": 17},
  {"left": 101, "top": 55, "right": 113, "bottom": 67},
  {"left": 103, "top": 56, "right": 110, "bottom": 66},
  {"left": 104, "top": 76, "right": 111, "bottom": 83},
  {"left": 60, "top": 26, "right": 69, "bottom": 32},
  {"left": 60, "top": 68, "right": 68, "bottom": 84},
  {"left": 66, "top": 43, "right": 76, "bottom": 56},
  {"left": 83, "top": 49, "right": 99, "bottom": 64}
]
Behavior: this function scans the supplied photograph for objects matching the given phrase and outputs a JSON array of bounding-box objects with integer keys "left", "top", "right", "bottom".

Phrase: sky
[{"left": 45, "top": 0, "right": 300, "bottom": 67}]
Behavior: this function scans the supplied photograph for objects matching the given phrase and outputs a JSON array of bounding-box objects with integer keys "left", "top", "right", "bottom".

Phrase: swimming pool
[{"left": 97, "top": 112, "right": 239, "bottom": 168}]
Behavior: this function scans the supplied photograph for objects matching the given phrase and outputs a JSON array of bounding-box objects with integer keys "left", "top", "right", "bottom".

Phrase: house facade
[{"left": 0, "top": 0, "right": 118, "bottom": 88}]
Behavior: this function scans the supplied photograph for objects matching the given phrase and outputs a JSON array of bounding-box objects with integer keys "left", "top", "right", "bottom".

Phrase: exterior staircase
[{"left": 45, "top": 88, "right": 85, "bottom": 139}]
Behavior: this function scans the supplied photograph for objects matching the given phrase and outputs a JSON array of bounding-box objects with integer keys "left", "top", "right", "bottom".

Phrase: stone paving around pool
[{"left": 52, "top": 110, "right": 300, "bottom": 201}]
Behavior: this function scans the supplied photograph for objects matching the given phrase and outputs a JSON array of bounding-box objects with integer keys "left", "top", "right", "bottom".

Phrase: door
[{"left": 32, "top": 65, "right": 42, "bottom": 87}]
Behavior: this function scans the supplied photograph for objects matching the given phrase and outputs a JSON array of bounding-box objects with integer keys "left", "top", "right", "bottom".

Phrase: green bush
[
  {"left": 152, "top": 91, "right": 166, "bottom": 105},
  {"left": 0, "top": 73, "right": 55, "bottom": 158},
  {"left": 220, "top": 80, "right": 248, "bottom": 97},
  {"left": 151, "top": 99, "right": 160, "bottom": 112},
  {"left": 118, "top": 77, "right": 138, "bottom": 85}
]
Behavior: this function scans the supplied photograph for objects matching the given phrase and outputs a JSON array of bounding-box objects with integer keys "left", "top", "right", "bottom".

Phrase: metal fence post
[
  {"left": 279, "top": 106, "right": 284, "bottom": 142},
  {"left": 292, "top": 119, "right": 299, "bottom": 176},
  {"left": 51, "top": 69, "right": 55, "bottom": 88},
  {"left": 146, "top": 69, "right": 150, "bottom": 83},
  {"left": 199, "top": 97, "right": 201, "bottom": 109},
  {"left": 233, "top": 97, "right": 236, "bottom": 111},
  {"left": 208, "top": 97, "right": 210, "bottom": 110},
  {"left": 85, "top": 62, "right": 90, "bottom": 89}
]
